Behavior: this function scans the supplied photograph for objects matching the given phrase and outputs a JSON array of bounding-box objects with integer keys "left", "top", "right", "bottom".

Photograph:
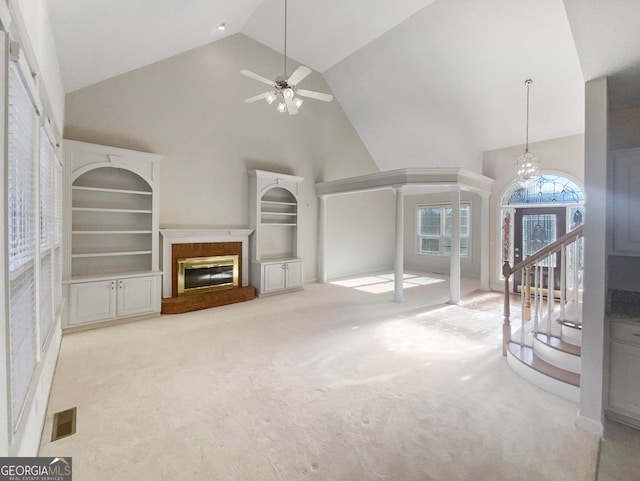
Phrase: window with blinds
[
  {"left": 8, "top": 61, "right": 38, "bottom": 428},
  {"left": 53, "top": 155, "right": 63, "bottom": 315},
  {"left": 40, "top": 126, "right": 53, "bottom": 344}
]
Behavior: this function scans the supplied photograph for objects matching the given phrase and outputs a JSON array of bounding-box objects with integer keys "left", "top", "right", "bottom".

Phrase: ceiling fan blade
[
  {"left": 240, "top": 69, "right": 275, "bottom": 87},
  {"left": 285, "top": 97, "right": 299, "bottom": 115},
  {"left": 287, "top": 65, "right": 312, "bottom": 86},
  {"left": 244, "top": 92, "right": 270, "bottom": 103},
  {"left": 297, "top": 89, "right": 333, "bottom": 102}
]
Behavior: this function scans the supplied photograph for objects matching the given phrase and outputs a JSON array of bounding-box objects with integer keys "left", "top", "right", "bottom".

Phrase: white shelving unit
[
  {"left": 63, "top": 140, "right": 163, "bottom": 328},
  {"left": 249, "top": 170, "right": 304, "bottom": 295}
]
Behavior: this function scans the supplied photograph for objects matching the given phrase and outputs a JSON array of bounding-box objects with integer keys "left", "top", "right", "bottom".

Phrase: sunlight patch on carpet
[{"left": 331, "top": 273, "right": 445, "bottom": 294}]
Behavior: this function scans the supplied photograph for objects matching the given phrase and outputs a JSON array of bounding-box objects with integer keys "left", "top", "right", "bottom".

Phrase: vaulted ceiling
[{"left": 48, "top": 0, "right": 640, "bottom": 172}]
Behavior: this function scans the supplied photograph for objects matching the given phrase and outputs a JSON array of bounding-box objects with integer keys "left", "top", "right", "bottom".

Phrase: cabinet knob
[{"left": 111, "top": 281, "right": 115, "bottom": 290}]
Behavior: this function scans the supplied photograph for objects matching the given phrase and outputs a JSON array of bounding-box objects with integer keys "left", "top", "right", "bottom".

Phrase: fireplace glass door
[{"left": 178, "top": 255, "right": 239, "bottom": 294}]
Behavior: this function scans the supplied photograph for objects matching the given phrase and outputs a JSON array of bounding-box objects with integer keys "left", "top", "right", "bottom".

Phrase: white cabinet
[
  {"left": 249, "top": 170, "right": 305, "bottom": 296},
  {"left": 608, "top": 320, "right": 640, "bottom": 422},
  {"left": 612, "top": 148, "right": 640, "bottom": 255},
  {"left": 261, "top": 259, "right": 304, "bottom": 294},
  {"left": 69, "top": 280, "right": 117, "bottom": 325},
  {"left": 68, "top": 274, "right": 160, "bottom": 326},
  {"left": 117, "top": 276, "right": 159, "bottom": 317},
  {"left": 63, "top": 140, "right": 163, "bottom": 328}
]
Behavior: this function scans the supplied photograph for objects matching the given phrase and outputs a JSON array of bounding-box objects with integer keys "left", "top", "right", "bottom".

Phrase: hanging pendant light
[{"left": 514, "top": 79, "right": 540, "bottom": 188}]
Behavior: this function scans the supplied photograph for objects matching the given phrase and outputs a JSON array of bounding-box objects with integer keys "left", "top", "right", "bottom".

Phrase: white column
[
  {"left": 480, "top": 192, "right": 491, "bottom": 291},
  {"left": 449, "top": 187, "right": 461, "bottom": 304},
  {"left": 394, "top": 186, "right": 405, "bottom": 303},
  {"left": 318, "top": 195, "right": 327, "bottom": 283}
]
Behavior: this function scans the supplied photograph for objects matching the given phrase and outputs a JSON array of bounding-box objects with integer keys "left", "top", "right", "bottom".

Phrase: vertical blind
[
  {"left": 40, "top": 126, "right": 53, "bottom": 344},
  {"left": 53, "top": 155, "right": 63, "bottom": 315},
  {"left": 8, "top": 61, "right": 38, "bottom": 428}
]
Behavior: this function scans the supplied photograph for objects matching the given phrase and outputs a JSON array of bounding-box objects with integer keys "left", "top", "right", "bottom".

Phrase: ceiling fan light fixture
[
  {"left": 241, "top": 0, "right": 333, "bottom": 115},
  {"left": 514, "top": 79, "right": 540, "bottom": 188}
]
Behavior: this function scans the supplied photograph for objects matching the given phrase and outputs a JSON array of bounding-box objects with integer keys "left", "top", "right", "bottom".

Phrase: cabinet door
[
  {"left": 69, "top": 280, "right": 116, "bottom": 325},
  {"left": 117, "top": 275, "right": 158, "bottom": 317},
  {"left": 609, "top": 341, "right": 640, "bottom": 418},
  {"left": 263, "top": 263, "right": 286, "bottom": 293},
  {"left": 612, "top": 150, "right": 640, "bottom": 253},
  {"left": 285, "top": 261, "right": 303, "bottom": 289}
]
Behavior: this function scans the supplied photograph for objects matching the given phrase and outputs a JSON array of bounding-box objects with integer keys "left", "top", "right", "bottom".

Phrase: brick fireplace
[{"left": 159, "top": 228, "right": 255, "bottom": 313}]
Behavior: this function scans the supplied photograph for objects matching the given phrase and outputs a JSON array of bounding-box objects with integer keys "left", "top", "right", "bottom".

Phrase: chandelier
[{"left": 514, "top": 79, "right": 540, "bottom": 188}]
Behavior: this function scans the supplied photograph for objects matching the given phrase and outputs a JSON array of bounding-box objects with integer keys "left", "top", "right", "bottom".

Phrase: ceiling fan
[{"left": 241, "top": 0, "right": 333, "bottom": 115}]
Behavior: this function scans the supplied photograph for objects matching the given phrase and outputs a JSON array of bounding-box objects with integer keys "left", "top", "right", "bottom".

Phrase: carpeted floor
[{"left": 40, "top": 274, "right": 599, "bottom": 480}]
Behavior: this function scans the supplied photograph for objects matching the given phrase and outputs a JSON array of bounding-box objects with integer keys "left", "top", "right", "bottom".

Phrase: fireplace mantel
[{"left": 160, "top": 227, "right": 253, "bottom": 298}]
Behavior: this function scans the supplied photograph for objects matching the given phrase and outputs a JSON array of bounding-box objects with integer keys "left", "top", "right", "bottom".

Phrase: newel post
[
  {"left": 502, "top": 261, "right": 512, "bottom": 356},
  {"left": 502, "top": 212, "right": 512, "bottom": 356}
]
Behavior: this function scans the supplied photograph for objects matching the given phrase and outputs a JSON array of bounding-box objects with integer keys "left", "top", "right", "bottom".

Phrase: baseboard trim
[
  {"left": 605, "top": 409, "right": 640, "bottom": 432},
  {"left": 576, "top": 412, "right": 604, "bottom": 437}
]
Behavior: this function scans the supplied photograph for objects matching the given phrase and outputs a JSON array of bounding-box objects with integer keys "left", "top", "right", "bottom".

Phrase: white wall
[
  {"left": 482, "top": 134, "right": 585, "bottom": 290},
  {"left": 403, "top": 191, "right": 482, "bottom": 277},
  {"left": 63, "top": 34, "right": 388, "bottom": 284},
  {"left": 324, "top": 190, "right": 395, "bottom": 280}
]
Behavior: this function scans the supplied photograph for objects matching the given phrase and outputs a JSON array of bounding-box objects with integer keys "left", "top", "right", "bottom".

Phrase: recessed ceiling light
[{"left": 217, "top": 23, "right": 226, "bottom": 31}]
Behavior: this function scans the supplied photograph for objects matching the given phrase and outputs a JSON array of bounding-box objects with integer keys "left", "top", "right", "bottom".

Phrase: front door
[{"left": 513, "top": 207, "right": 566, "bottom": 294}]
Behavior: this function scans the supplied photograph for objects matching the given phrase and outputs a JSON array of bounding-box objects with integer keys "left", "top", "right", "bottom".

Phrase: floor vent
[{"left": 51, "top": 407, "right": 77, "bottom": 441}]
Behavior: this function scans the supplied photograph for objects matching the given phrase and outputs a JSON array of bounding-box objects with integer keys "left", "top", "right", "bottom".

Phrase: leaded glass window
[{"left": 502, "top": 174, "right": 584, "bottom": 206}]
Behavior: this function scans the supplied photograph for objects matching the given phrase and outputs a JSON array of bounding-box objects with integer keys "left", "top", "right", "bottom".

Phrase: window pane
[
  {"left": 460, "top": 237, "right": 469, "bottom": 256},
  {"left": 444, "top": 207, "right": 452, "bottom": 236},
  {"left": 460, "top": 206, "right": 469, "bottom": 236},
  {"left": 420, "top": 237, "right": 439, "bottom": 254},
  {"left": 420, "top": 207, "right": 441, "bottom": 235},
  {"left": 522, "top": 214, "right": 557, "bottom": 267},
  {"left": 443, "top": 236, "right": 451, "bottom": 254}
]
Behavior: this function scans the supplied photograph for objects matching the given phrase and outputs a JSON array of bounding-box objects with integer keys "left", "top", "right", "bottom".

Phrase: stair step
[
  {"left": 559, "top": 320, "right": 582, "bottom": 330},
  {"left": 560, "top": 320, "right": 582, "bottom": 347},
  {"left": 506, "top": 343, "right": 580, "bottom": 402},
  {"left": 534, "top": 332, "right": 581, "bottom": 356},
  {"left": 532, "top": 332, "right": 581, "bottom": 373}
]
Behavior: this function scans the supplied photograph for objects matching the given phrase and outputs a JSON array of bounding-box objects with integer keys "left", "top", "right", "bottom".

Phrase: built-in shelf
[
  {"left": 72, "top": 207, "right": 152, "bottom": 213},
  {"left": 72, "top": 250, "right": 152, "bottom": 258},
  {"left": 64, "top": 139, "right": 163, "bottom": 329},
  {"left": 72, "top": 230, "right": 153, "bottom": 235},
  {"left": 249, "top": 170, "right": 304, "bottom": 296},
  {"left": 261, "top": 200, "right": 297, "bottom": 206},
  {"left": 72, "top": 185, "right": 152, "bottom": 196}
]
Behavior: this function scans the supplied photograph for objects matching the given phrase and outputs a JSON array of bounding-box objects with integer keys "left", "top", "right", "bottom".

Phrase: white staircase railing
[{"left": 502, "top": 225, "right": 584, "bottom": 355}]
